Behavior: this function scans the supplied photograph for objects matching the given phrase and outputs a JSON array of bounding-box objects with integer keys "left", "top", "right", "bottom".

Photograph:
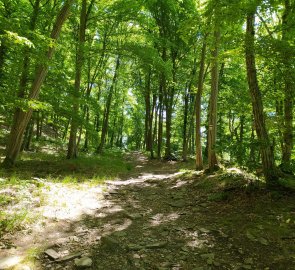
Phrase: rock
[
  {"left": 45, "top": 249, "right": 60, "bottom": 260},
  {"left": 74, "top": 257, "right": 92, "bottom": 268},
  {"left": 199, "top": 227, "right": 210, "bottom": 233},
  {"left": 133, "top": 254, "right": 141, "bottom": 259},
  {"left": 69, "top": 236, "right": 79, "bottom": 242},
  {"left": 56, "top": 252, "right": 82, "bottom": 262},
  {"left": 144, "top": 241, "right": 167, "bottom": 249},
  {"left": 168, "top": 200, "right": 186, "bottom": 208},
  {"left": 127, "top": 244, "right": 143, "bottom": 251},
  {"left": 0, "top": 256, "right": 23, "bottom": 270}
]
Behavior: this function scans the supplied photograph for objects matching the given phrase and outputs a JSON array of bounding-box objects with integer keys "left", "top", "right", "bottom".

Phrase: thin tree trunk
[
  {"left": 153, "top": 101, "right": 158, "bottom": 151},
  {"left": 149, "top": 94, "right": 156, "bottom": 158},
  {"left": 164, "top": 54, "right": 176, "bottom": 159},
  {"left": 182, "top": 85, "right": 189, "bottom": 161},
  {"left": 2, "top": 0, "right": 73, "bottom": 167},
  {"left": 207, "top": 27, "right": 220, "bottom": 172},
  {"left": 157, "top": 80, "right": 164, "bottom": 159},
  {"left": 195, "top": 38, "right": 207, "bottom": 169},
  {"left": 245, "top": 10, "right": 277, "bottom": 184},
  {"left": 67, "top": 0, "right": 87, "bottom": 159},
  {"left": 97, "top": 56, "right": 120, "bottom": 153},
  {"left": 144, "top": 68, "right": 152, "bottom": 151}
]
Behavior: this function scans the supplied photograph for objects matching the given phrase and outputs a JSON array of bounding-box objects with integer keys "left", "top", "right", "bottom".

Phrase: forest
[{"left": 0, "top": 0, "right": 294, "bottom": 269}]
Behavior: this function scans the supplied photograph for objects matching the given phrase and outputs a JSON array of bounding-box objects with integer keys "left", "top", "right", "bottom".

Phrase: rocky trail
[{"left": 0, "top": 152, "right": 295, "bottom": 269}]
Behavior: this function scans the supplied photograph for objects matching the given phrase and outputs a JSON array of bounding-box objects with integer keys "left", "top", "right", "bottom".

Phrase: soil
[{"left": 0, "top": 152, "right": 295, "bottom": 270}]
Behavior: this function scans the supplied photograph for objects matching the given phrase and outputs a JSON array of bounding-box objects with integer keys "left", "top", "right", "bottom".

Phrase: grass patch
[
  {"left": 0, "top": 149, "right": 132, "bottom": 184},
  {"left": 0, "top": 210, "right": 28, "bottom": 236},
  {"left": 278, "top": 176, "right": 295, "bottom": 190},
  {"left": 208, "top": 191, "right": 229, "bottom": 202}
]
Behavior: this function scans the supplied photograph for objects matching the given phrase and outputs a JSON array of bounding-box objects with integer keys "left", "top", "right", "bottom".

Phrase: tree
[
  {"left": 207, "top": 17, "right": 220, "bottom": 172},
  {"left": 281, "top": 0, "right": 294, "bottom": 171},
  {"left": 195, "top": 37, "right": 207, "bottom": 170},
  {"left": 67, "top": 0, "right": 88, "bottom": 159},
  {"left": 2, "top": 0, "right": 74, "bottom": 167},
  {"left": 245, "top": 6, "right": 277, "bottom": 184}
]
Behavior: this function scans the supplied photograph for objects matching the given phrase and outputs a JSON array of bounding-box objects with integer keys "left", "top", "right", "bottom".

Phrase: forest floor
[{"left": 0, "top": 150, "right": 295, "bottom": 270}]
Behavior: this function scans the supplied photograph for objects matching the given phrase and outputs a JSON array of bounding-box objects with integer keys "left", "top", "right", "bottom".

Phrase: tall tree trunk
[
  {"left": 245, "top": 10, "right": 277, "bottom": 184},
  {"left": 157, "top": 80, "right": 164, "bottom": 159},
  {"left": 116, "top": 97, "right": 125, "bottom": 148},
  {"left": 164, "top": 54, "right": 176, "bottom": 159},
  {"left": 67, "top": 0, "right": 87, "bottom": 159},
  {"left": 195, "top": 38, "right": 207, "bottom": 169},
  {"left": 153, "top": 101, "right": 158, "bottom": 152},
  {"left": 182, "top": 85, "right": 189, "bottom": 161},
  {"left": 281, "top": 0, "right": 293, "bottom": 171},
  {"left": 2, "top": 0, "right": 73, "bottom": 167},
  {"left": 149, "top": 94, "right": 156, "bottom": 158},
  {"left": 97, "top": 56, "right": 120, "bottom": 153},
  {"left": 144, "top": 68, "right": 152, "bottom": 151},
  {"left": 207, "top": 27, "right": 220, "bottom": 172}
]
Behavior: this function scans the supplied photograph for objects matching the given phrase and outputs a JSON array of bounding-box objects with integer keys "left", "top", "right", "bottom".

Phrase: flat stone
[
  {"left": 168, "top": 200, "right": 186, "bottom": 208},
  {"left": 44, "top": 249, "right": 60, "bottom": 260},
  {"left": 56, "top": 252, "right": 82, "bottom": 262},
  {"left": 199, "top": 227, "right": 210, "bottom": 233},
  {"left": 0, "top": 256, "right": 23, "bottom": 270},
  {"left": 127, "top": 244, "right": 143, "bottom": 251},
  {"left": 74, "top": 257, "right": 92, "bottom": 268},
  {"left": 144, "top": 241, "right": 167, "bottom": 249}
]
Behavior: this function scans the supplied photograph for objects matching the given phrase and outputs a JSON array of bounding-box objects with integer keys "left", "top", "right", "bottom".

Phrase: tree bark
[
  {"left": 207, "top": 27, "right": 220, "bottom": 172},
  {"left": 157, "top": 79, "right": 164, "bottom": 159},
  {"left": 182, "top": 85, "right": 189, "bottom": 161},
  {"left": 164, "top": 53, "right": 176, "bottom": 159},
  {"left": 144, "top": 68, "right": 152, "bottom": 151},
  {"left": 2, "top": 0, "right": 73, "bottom": 167},
  {"left": 195, "top": 38, "right": 207, "bottom": 170},
  {"left": 67, "top": 0, "right": 87, "bottom": 159},
  {"left": 281, "top": 0, "right": 293, "bottom": 171},
  {"left": 245, "top": 10, "right": 277, "bottom": 184},
  {"left": 97, "top": 56, "right": 120, "bottom": 153}
]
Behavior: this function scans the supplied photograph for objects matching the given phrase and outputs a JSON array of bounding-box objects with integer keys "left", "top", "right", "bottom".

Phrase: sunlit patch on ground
[
  {"left": 149, "top": 213, "right": 180, "bottom": 226},
  {"left": 40, "top": 184, "right": 104, "bottom": 220}
]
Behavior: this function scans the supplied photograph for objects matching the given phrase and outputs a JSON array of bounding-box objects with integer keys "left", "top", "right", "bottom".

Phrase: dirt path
[{"left": 0, "top": 152, "right": 295, "bottom": 269}]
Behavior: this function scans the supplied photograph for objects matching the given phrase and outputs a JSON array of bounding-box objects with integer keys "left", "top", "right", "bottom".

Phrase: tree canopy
[{"left": 0, "top": 0, "right": 294, "bottom": 183}]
